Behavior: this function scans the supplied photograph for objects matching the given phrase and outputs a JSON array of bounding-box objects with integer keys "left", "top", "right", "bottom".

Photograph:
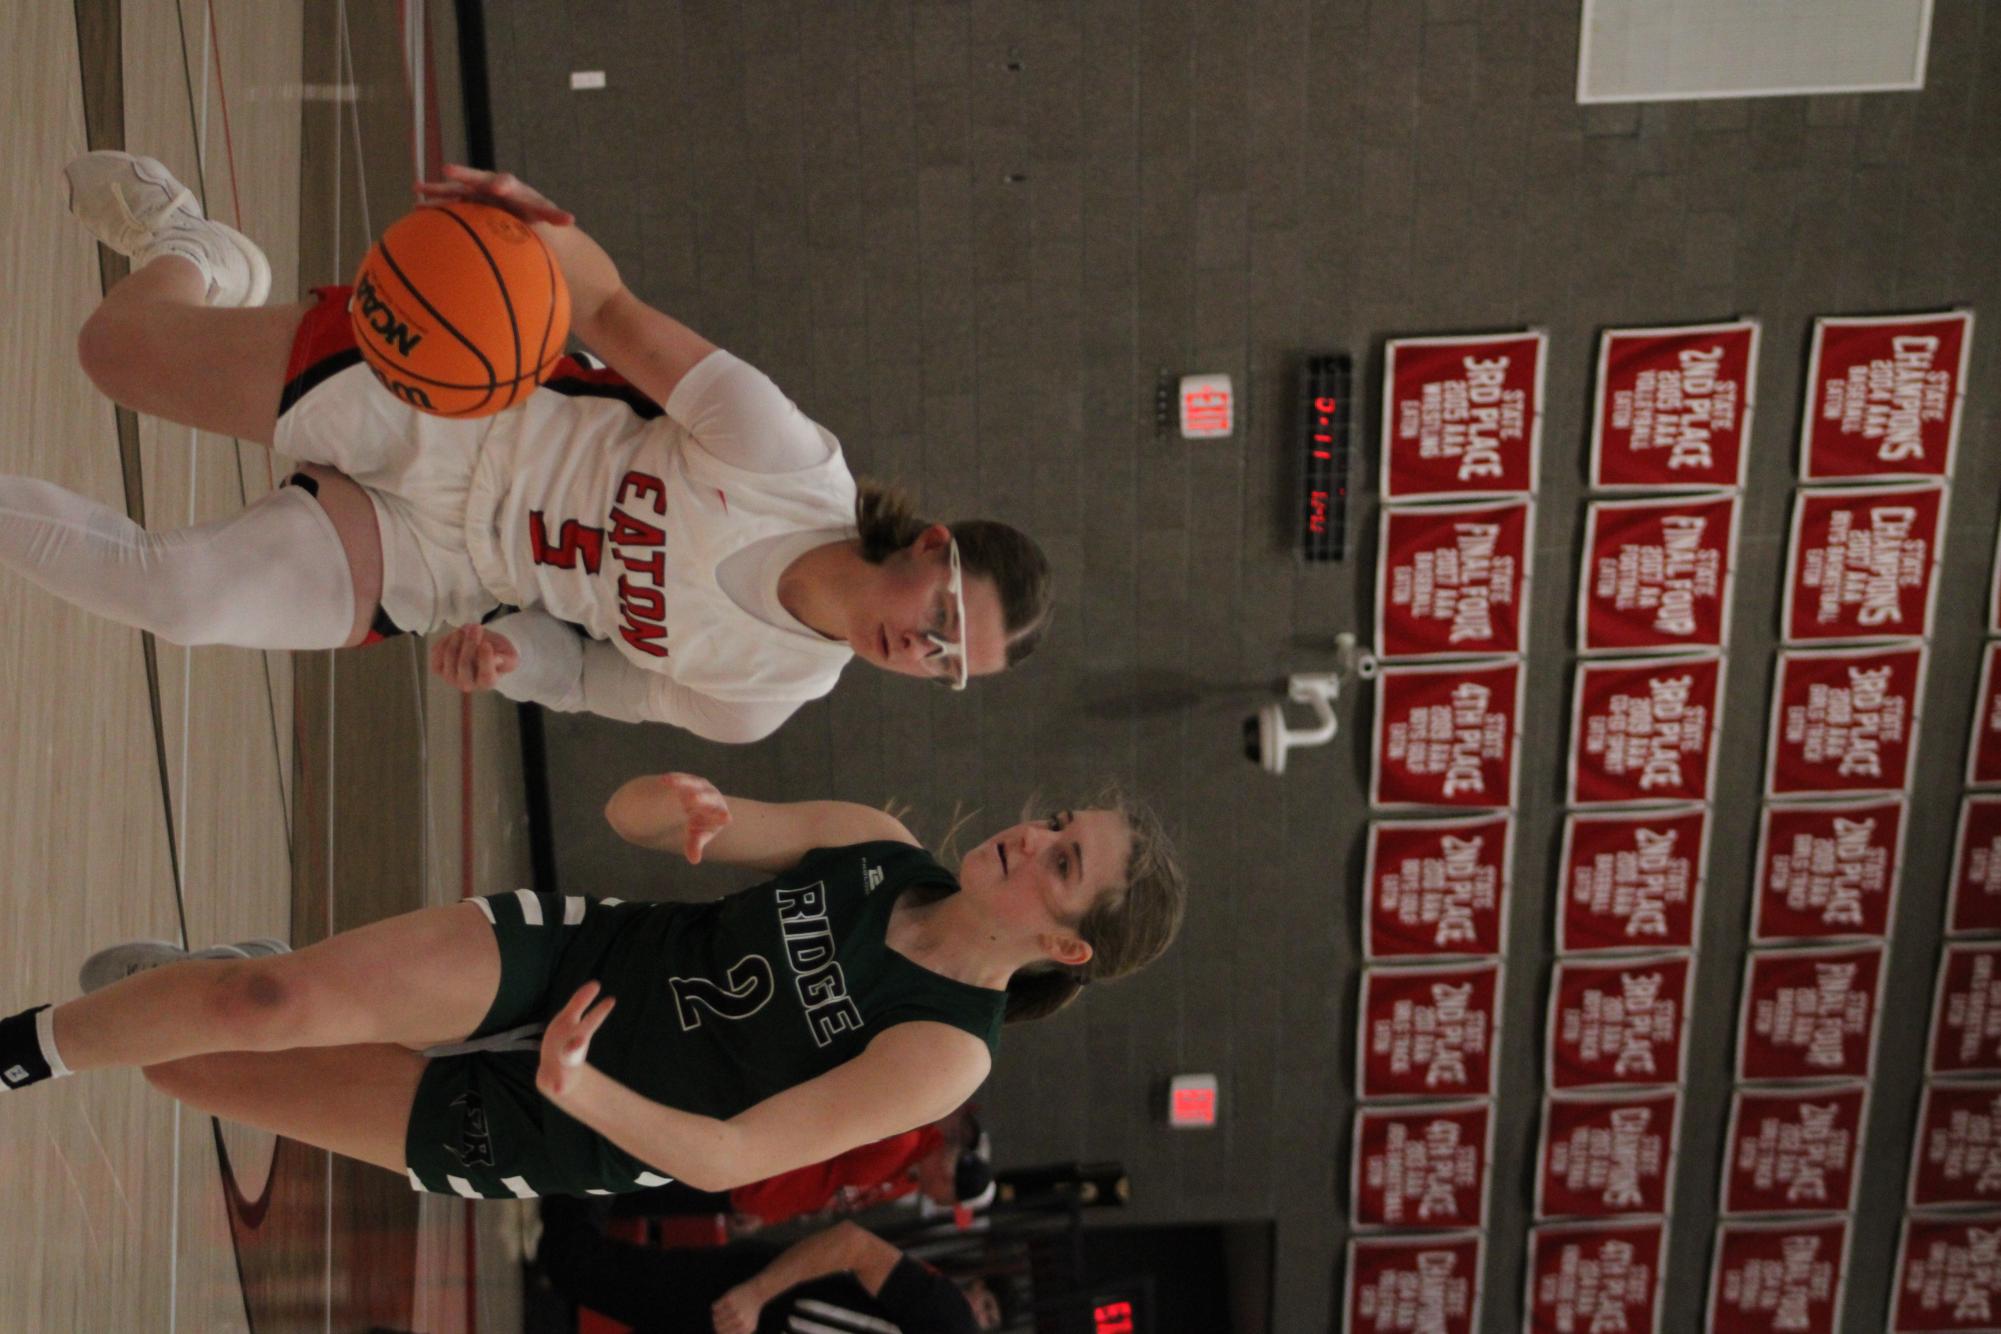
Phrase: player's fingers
[
  {"left": 579, "top": 995, "right": 617, "bottom": 1038},
  {"left": 558, "top": 981, "right": 602, "bottom": 1025}
]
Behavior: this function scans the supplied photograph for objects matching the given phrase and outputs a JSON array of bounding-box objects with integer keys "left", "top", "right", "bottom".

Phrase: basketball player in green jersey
[{"left": 0, "top": 776, "right": 1183, "bottom": 1200}]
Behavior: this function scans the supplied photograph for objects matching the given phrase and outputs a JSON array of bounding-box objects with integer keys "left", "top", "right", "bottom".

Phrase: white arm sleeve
[{"left": 663, "top": 351, "right": 834, "bottom": 474}]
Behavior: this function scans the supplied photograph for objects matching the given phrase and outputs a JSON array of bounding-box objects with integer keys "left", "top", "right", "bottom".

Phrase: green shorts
[{"left": 402, "top": 890, "right": 674, "bottom": 1200}]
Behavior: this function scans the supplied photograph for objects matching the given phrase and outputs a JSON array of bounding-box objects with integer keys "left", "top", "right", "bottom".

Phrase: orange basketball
[{"left": 349, "top": 201, "right": 571, "bottom": 419}]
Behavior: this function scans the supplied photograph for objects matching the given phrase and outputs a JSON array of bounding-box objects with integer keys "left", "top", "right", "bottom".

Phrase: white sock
[
  {"left": 35, "top": 1007, "right": 71, "bottom": 1079},
  {"left": 0, "top": 475, "right": 356, "bottom": 650}
]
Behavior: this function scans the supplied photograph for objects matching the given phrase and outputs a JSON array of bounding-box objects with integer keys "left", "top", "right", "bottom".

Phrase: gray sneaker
[
  {"left": 62, "top": 150, "right": 271, "bottom": 307},
  {"left": 78, "top": 936, "right": 291, "bottom": 994}
]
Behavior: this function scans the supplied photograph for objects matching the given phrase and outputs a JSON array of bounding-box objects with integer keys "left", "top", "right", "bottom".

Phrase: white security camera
[{"left": 1243, "top": 635, "right": 1377, "bottom": 775}]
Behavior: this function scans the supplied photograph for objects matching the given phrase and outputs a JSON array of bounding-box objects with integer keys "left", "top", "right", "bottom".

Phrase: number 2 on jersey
[{"left": 668, "top": 954, "right": 776, "bottom": 1031}]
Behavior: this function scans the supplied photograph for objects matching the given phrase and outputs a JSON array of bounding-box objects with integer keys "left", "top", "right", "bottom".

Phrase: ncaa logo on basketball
[{"left": 353, "top": 271, "right": 425, "bottom": 357}]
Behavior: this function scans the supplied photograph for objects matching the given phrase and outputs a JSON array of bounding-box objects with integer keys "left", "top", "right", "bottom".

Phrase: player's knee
[
  {"left": 200, "top": 960, "right": 317, "bottom": 1049},
  {"left": 76, "top": 306, "right": 146, "bottom": 399}
]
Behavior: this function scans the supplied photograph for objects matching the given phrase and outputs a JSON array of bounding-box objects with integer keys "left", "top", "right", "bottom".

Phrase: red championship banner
[
  {"left": 1766, "top": 645, "right": 1927, "bottom": 797},
  {"left": 1375, "top": 500, "right": 1534, "bottom": 659},
  {"left": 1708, "top": 1218, "right": 1850, "bottom": 1334},
  {"left": 1568, "top": 654, "right": 1723, "bottom": 806},
  {"left": 1719, "top": 1083, "right": 1867, "bottom": 1215},
  {"left": 1913, "top": 1083, "right": 2001, "bottom": 1209},
  {"left": 1380, "top": 331, "right": 1544, "bottom": 500},
  {"left": 1751, "top": 798, "right": 1905, "bottom": 943},
  {"left": 1782, "top": 483, "right": 1946, "bottom": 643},
  {"left": 1578, "top": 494, "right": 1738, "bottom": 653},
  {"left": 1525, "top": 1220, "right": 1665, "bottom": 1334},
  {"left": 1992, "top": 528, "right": 2001, "bottom": 636},
  {"left": 1351, "top": 1100, "right": 1493, "bottom": 1230},
  {"left": 1364, "top": 815, "right": 1512, "bottom": 960},
  {"left": 1359, "top": 961, "right": 1501, "bottom": 1099},
  {"left": 1801, "top": 309, "right": 1972, "bottom": 482},
  {"left": 1949, "top": 796, "right": 2001, "bottom": 937},
  {"left": 1372, "top": 660, "right": 1523, "bottom": 809},
  {"left": 1558, "top": 806, "right": 1708, "bottom": 954},
  {"left": 1535, "top": 1089, "right": 1679, "bottom": 1219},
  {"left": 1736, "top": 944, "right": 1884, "bottom": 1082},
  {"left": 1930, "top": 943, "right": 2001, "bottom": 1076},
  {"left": 1346, "top": 1232, "right": 1482, "bottom": 1334},
  {"left": 1590, "top": 320, "right": 1757, "bottom": 492},
  {"left": 1971, "top": 642, "right": 2001, "bottom": 788},
  {"left": 1893, "top": 1214, "right": 2001, "bottom": 1333},
  {"left": 1547, "top": 954, "right": 1691, "bottom": 1091}
]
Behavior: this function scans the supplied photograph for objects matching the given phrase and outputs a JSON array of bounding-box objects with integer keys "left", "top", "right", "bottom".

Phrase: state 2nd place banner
[
  {"left": 1929, "top": 942, "right": 2001, "bottom": 1077},
  {"left": 1735, "top": 944, "right": 1884, "bottom": 1082},
  {"left": 1372, "top": 660, "right": 1524, "bottom": 809},
  {"left": 1948, "top": 796, "right": 2001, "bottom": 937},
  {"left": 1525, "top": 1220, "right": 1665, "bottom": 1334},
  {"left": 1765, "top": 645, "right": 1927, "bottom": 798},
  {"left": 1751, "top": 798, "right": 1905, "bottom": 943},
  {"left": 1590, "top": 320, "right": 1758, "bottom": 492},
  {"left": 1781, "top": 483, "right": 1946, "bottom": 643},
  {"left": 1557, "top": 806, "right": 1708, "bottom": 954},
  {"left": 1380, "top": 331, "right": 1545, "bottom": 500},
  {"left": 1912, "top": 1083, "right": 2001, "bottom": 1209},
  {"left": 1546, "top": 954, "right": 1691, "bottom": 1091},
  {"left": 1375, "top": 500, "right": 1533, "bottom": 659},
  {"left": 1707, "top": 1218, "right": 1849, "bottom": 1334},
  {"left": 1358, "top": 961, "right": 1502, "bottom": 1100},
  {"left": 1893, "top": 1214, "right": 2001, "bottom": 1333},
  {"left": 1534, "top": 1088, "right": 1679, "bottom": 1219},
  {"left": 1718, "top": 1082, "right": 1867, "bottom": 1216},
  {"left": 1346, "top": 1232, "right": 1482, "bottom": 1334},
  {"left": 1578, "top": 494, "right": 1738, "bottom": 654},
  {"left": 1350, "top": 1100, "right": 1493, "bottom": 1230},
  {"left": 1801, "top": 309, "right": 1973, "bottom": 482},
  {"left": 1569, "top": 654, "right": 1723, "bottom": 806},
  {"left": 1364, "top": 814, "right": 1511, "bottom": 960}
]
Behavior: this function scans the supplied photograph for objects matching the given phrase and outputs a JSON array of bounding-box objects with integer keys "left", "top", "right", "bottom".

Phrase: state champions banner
[
  {"left": 1912, "top": 1082, "right": 2001, "bottom": 1209},
  {"left": 1893, "top": 1214, "right": 2001, "bottom": 1333},
  {"left": 1350, "top": 1099, "right": 1492, "bottom": 1230},
  {"left": 1358, "top": 960, "right": 1502, "bottom": 1100},
  {"left": 1590, "top": 320, "right": 1757, "bottom": 492},
  {"left": 1970, "top": 641, "right": 2001, "bottom": 788},
  {"left": 1525, "top": 1220, "right": 1665, "bottom": 1334},
  {"left": 1735, "top": 944, "right": 1884, "bottom": 1082},
  {"left": 1948, "top": 796, "right": 2001, "bottom": 937},
  {"left": 1578, "top": 494, "right": 1737, "bottom": 653},
  {"left": 1707, "top": 1218, "right": 1849, "bottom": 1334},
  {"left": 1569, "top": 654, "right": 1723, "bottom": 806},
  {"left": 1546, "top": 954, "right": 1691, "bottom": 1091},
  {"left": 1345, "top": 1232, "right": 1482, "bottom": 1334},
  {"left": 1534, "top": 1088, "right": 1679, "bottom": 1220},
  {"left": 1375, "top": 500, "right": 1533, "bottom": 659},
  {"left": 1751, "top": 798, "right": 1905, "bottom": 943},
  {"left": 1364, "top": 814, "right": 1511, "bottom": 960},
  {"left": 1372, "top": 659, "right": 1524, "bottom": 809},
  {"left": 1765, "top": 645, "right": 1927, "bottom": 797},
  {"left": 1718, "top": 1082, "right": 1867, "bottom": 1215},
  {"left": 1781, "top": 483, "right": 1946, "bottom": 643},
  {"left": 1380, "top": 331, "right": 1544, "bottom": 500},
  {"left": 1929, "top": 942, "right": 2001, "bottom": 1076},
  {"left": 1801, "top": 309, "right": 1972, "bottom": 482},
  {"left": 1557, "top": 806, "right": 1708, "bottom": 954}
]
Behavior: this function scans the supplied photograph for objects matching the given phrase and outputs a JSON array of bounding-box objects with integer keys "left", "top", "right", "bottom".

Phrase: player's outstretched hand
[
  {"left": 537, "top": 982, "right": 615, "bottom": 1102},
  {"left": 710, "top": 1284, "right": 765, "bottom": 1334},
  {"left": 661, "top": 772, "right": 732, "bottom": 864},
  {"left": 429, "top": 623, "right": 519, "bottom": 693},
  {"left": 415, "top": 163, "right": 575, "bottom": 227}
]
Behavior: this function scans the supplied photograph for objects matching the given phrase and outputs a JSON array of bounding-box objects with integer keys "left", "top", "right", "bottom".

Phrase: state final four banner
[
  {"left": 1590, "top": 320, "right": 1757, "bottom": 492},
  {"left": 1578, "top": 494, "right": 1738, "bottom": 654},
  {"left": 1971, "top": 641, "right": 2001, "bottom": 788},
  {"left": 1928, "top": 942, "right": 2001, "bottom": 1076},
  {"left": 1765, "top": 645, "right": 1927, "bottom": 798},
  {"left": 1912, "top": 1083, "right": 2001, "bottom": 1209},
  {"left": 1379, "top": 331, "right": 1545, "bottom": 500},
  {"left": 1534, "top": 1088, "right": 1679, "bottom": 1219},
  {"left": 1892, "top": 1214, "right": 2001, "bottom": 1334},
  {"left": 1718, "top": 1083, "right": 1867, "bottom": 1215},
  {"left": 1751, "top": 798, "right": 1905, "bottom": 943},
  {"left": 1350, "top": 1100, "right": 1492, "bottom": 1230},
  {"left": 1371, "top": 660, "right": 1524, "bottom": 809},
  {"left": 1364, "top": 814, "right": 1511, "bottom": 960},
  {"left": 1781, "top": 483, "right": 1946, "bottom": 643},
  {"left": 1735, "top": 944, "right": 1885, "bottom": 1082},
  {"left": 1557, "top": 806, "right": 1708, "bottom": 954},
  {"left": 1800, "top": 309, "right": 1972, "bottom": 482},
  {"left": 1948, "top": 796, "right": 2001, "bottom": 937},
  {"left": 1524, "top": 1220, "right": 1665, "bottom": 1334},
  {"left": 1707, "top": 1218, "right": 1850, "bottom": 1334},
  {"left": 1375, "top": 500, "right": 1533, "bottom": 659},
  {"left": 1345, "top": 1232, "right": 1482, "bottom": 1334},
  {"left": 1546, "top": 954, "right": 1691, "bottom": 1090},
  {"left": 1358, "top": 960, "right": 1502, "bottom": 1100},
  {"left": 1568, "top": 654, "right": 1723, "bottom": 806}
]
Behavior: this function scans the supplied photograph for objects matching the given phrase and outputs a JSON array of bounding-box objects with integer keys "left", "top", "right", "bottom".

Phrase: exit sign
[{"left": 1167, "top": 1073, "right": 1219, "bottom": 1128}]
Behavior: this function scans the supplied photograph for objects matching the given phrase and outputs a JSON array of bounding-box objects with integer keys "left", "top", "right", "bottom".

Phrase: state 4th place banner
[
  {"left": 1372, "top": 660, "right": 1524, "bottom": 809},
  {"left": 1350, "top": 1100, "right": 1493, "bottom": 1230},
  {"left": 1800, "top": 309, "right": 1972, "bottom": 482},
  {"left": 1590, "top": 319, "right": 1757, "bottom": 491},
  {"left": 1380, "top": 331, "right": 1545, "bottom": 500}
]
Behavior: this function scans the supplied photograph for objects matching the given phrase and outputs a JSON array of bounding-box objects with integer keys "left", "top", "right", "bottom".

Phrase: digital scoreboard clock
[{"left": 1300, "top": 354, "right": 1352, "bottom": 561}]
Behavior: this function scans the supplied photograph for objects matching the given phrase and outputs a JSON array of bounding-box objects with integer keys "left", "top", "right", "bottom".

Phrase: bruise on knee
[{"left": 202, "top": 961, "right": 307, "bottom": 1049}]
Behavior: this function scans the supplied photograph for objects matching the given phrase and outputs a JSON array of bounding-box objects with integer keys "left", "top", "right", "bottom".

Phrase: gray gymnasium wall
[{"left": 480, "top": 2, "right": 2001, "bottom": 1329}]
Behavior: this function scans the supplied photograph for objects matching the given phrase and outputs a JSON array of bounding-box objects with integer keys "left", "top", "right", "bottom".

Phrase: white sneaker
[
  {"left": 63, "top": 151, "right": 271, "bottom": 308},
  {"left": 78, "top": 936, "right": 291, "bottom": 994}
]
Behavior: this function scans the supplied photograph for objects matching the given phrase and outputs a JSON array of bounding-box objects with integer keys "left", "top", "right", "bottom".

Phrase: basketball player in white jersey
[{"left": 0, "top": 154, "right": 1051, "bottom": 740}]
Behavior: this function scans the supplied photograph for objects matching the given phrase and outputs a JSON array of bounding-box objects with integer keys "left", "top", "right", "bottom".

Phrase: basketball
[{"left": 348, "top": 200, "right": 570, "bottom": 418}]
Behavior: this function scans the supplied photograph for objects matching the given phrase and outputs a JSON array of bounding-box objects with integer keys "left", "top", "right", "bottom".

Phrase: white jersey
[{"left": 462, "top": 351, "right": 857, "bottom": 722}]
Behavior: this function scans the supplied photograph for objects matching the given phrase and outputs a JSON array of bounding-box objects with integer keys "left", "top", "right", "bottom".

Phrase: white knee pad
[{"left": 0, "top": 475, "right": 357, "bottom": 650}]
